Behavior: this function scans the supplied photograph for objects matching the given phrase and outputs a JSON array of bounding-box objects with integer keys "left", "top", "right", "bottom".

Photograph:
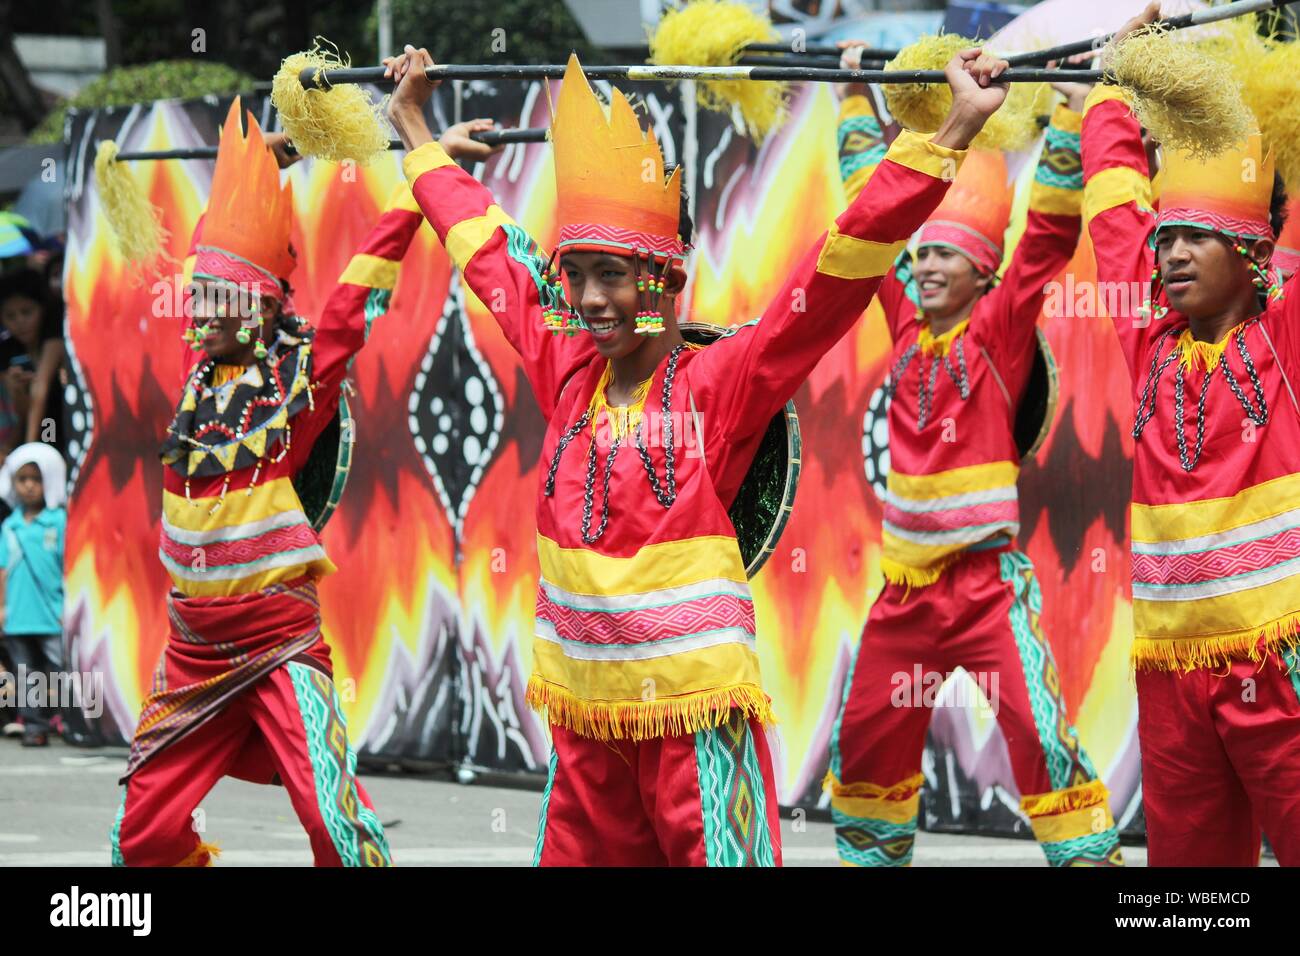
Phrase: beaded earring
[
  {"left": 1235, "top": 242, "right": 1284, "bottom": 302},
  {"left": 635, "top": 252, "right": 666, "bottom": 337},
  {"left": 540, "top": 249, "right": 582, "bottom": 337},
  {"left": 1136, "top": 265, "right": 1170, "bottom": 324}
]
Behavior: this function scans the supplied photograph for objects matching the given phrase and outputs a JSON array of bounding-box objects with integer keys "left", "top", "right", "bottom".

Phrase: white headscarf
[{"left": 0, "top": 443, "right": 67, "bottom": 510}]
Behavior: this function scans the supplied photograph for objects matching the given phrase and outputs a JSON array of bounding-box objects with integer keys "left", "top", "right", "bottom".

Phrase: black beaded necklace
[
  {"left": 1132, "top": 318, "right": 1269, "bottom": 473},
  {"left": 543, "top": 344, "right": 686, "bottom": 544}
]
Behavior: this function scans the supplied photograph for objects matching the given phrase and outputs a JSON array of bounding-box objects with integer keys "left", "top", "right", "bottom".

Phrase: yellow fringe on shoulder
[
  {"left": 1132, "top": 612, "right": 1300, "bottom": 673},
  {"left": 175, "top": 841, "right": 221, "bottom": 867},
  {"left": 526, "top": 677, "right": 775, "bottom": 741},
  {"left": 1020, "top": 778, "right": 1107, "bottom": 818}
]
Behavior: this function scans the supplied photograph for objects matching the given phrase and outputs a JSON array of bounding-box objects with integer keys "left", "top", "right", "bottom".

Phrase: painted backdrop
[{"left": 63, "top": 80, "right": 1140, "bottom": 836}]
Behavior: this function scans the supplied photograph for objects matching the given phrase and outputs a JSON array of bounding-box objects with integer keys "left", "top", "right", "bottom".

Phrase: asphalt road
[{"left": 0, "top": 736, "right": 1155, "bottom": 866}]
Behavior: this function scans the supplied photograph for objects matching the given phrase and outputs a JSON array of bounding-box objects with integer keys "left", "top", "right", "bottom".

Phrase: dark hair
[
  {"left": 0, "top": 269, "right": 47, "bottom": 312},
  {"left": 1271, "top": 171, "right": 1290, "bottom": 240},
  {"left": 665, "top": 163, "right": 694, "bottom": 248}
]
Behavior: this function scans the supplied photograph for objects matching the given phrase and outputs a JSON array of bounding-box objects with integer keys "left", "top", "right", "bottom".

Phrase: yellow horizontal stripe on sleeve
[
  {"left": 445, "top": 205, "right": 516, "bottom": 269},
  {"left": 1083, "top": 84, "right": 1131, "bottom": 118},
  {"left": 339, "top": 253, "right": 400, "bottom": 290},
  {"left": 402, "top": 141, "right": 456, "bottom": 182},
  {"left": 816, "top": 226, "right": 906, "bottom": 280},
  {"left": 830, "top": 791, "right": 921, "bottom": 825},
  {"left": 1084, "top": 166, "right": 1153, "bottom": 225},
  {"left": 1030, "top": 181, "right": 1082, "bottom": 217},
  {"left": 843, "top": 163, "right": 875, "bottom": 205},
  {"left": 838, "top": 94, "right": 875, "bottom": 122},
  {"left": 885, "top": 129, "right": 965, "bottom": 181},
  {"left": 385, "top": 182, "right": 422, "bottom": 214}
]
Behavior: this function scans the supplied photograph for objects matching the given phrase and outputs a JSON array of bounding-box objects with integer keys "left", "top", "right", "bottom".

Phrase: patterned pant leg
[
  {"left": 113, "top": 697, "right": 251, "bottom": 866},
  {"left": 992, "top": 551, "right": 1123, "bottom": 866},
  {"left": 688, "top": 711, "right": 781, "bottom": 867},
  {"left": 825, "top": 589, "right": 943, "bottom": 867},
  {"left": 245, "top": 661, "right": 392, "bottom": 867}
]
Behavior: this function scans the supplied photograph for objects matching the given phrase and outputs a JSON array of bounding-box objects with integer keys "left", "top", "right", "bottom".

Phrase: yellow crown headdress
[
  {"left": 551, "top": 55, "right": 685, "bottom": 267},
  {"left": 1155, "top": 132, "right": 1275, "bottom": 243}
]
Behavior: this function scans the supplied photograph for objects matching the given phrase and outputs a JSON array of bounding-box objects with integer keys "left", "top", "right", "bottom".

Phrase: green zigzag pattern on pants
[
  {"left": 1000, "top": 551, "right": 1100, "bottom": 792},
  {"left": 832, "top": 808, "right": 916, "bottom": 867},
  {"left": 288, "top": 661, "right": 392, "bottom": 867},
  {"left": 532, "top": 747, "right": 559, "bottom": 867},
  {"left": 695, "top": 710, "right": 775, "bottom": 867}
]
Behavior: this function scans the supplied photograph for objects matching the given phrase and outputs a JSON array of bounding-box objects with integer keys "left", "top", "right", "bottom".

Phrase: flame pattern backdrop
[{"left": 63, "top": 81, "right": 1141, "bottom": 836}]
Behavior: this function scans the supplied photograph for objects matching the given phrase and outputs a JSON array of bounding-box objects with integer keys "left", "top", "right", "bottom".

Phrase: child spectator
[{"left": 0, "top": 443, "right": 67, "bottom": 747}]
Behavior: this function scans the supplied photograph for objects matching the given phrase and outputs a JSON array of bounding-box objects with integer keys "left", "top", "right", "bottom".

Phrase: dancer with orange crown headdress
[
  {"left": 824, "top": 47, "right": 1123, "bottom": 867},
  {"left": 384, "top": 41, "right": 1012, "bottom": 865},
  {"left": 1083, "top": 3, "right": 1299, "bottom": 866},
  {"left": 109, "top": 99, "right": 424, "bottom": 867}
]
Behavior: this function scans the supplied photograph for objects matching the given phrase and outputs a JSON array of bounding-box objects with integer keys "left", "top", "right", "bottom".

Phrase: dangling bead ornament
[
  {"left": 634, "top": 252, "right": 666, "bottom": 337},
  {"left": 1137, "top": 266, "right": 1170, "bottom": 324},
  {"left": 1235, "top": 242, "right": 1284, "bottom": 302},
  {"left": 540, "top": 249, "right": 581, "bottom": 337}
]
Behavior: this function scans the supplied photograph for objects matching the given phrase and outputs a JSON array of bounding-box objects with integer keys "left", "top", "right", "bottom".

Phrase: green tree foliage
[
  {"left": 373, "top": 0, "right": 599, "bottom": 64},
  {"left": 29, "top": 61, "right": 257, "bottom": 143}
]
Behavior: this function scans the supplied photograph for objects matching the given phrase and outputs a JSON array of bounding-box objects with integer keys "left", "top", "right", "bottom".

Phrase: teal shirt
[{"left": 0, "top": 506, "right": 65, "bottom": 635}]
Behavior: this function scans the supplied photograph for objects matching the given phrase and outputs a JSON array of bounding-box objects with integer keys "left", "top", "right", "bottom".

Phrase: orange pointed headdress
[
  {"left": 189, "top": 98, "right": 296, "bottom": 301},
  {"left": 1154, "top": 132, "right": 1275, "bottom": 243},
  {"left": 551, "top": 55, "right": 686, "bottom": 267},
  {"left": 915, "top": 150, "right": 1011, "bottom": 276}
]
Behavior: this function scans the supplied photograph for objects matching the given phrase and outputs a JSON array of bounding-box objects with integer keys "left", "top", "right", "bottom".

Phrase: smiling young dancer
[
  {"left": 824, "top": 45, "right": 1123, "bottom": 867},
  {"left": 1082, "top": 2, "right": 1299, "bottom": 866},
  {"left": 111, "top": 100, "right": 422, "bottom": 867},
  {"left": 385, "top": 42, "right": 1012, "bottom": 865}
]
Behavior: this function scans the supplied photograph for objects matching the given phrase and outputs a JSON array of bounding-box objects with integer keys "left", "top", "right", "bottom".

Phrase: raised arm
[
  {"left": 694, "top": 49, "right": 1010, "bottom": 502},
  {"left": 386, "top": 45, "right": 595, "bottom": 421},
  {"left": 309, "top": 183, "right": 425, "bottom": 391},
  {"left": 835, "top": 91, "right": 914, "bottom": 341},
  {"left": 978, "top": 102, "right": 1084, "bottom": 385},
  {"left": 1080, "top": 3, "right": 1171, "bottom": 378}
]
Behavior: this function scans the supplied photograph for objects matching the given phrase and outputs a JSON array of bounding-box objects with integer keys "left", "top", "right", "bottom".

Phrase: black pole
[
  {"left": 1006, "top": 0, "right": 1300, "bottom": 65},
  {"left": 301, "top": 64, "right": 1103, "bottom": 88},
  {"left": 112, "top": 128, "right": 546, "bottom": 161}
]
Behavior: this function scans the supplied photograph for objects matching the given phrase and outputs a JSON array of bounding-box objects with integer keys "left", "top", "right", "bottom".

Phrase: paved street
[{"left": 0, "top": 736, "right": 1154, "bottom": 866}]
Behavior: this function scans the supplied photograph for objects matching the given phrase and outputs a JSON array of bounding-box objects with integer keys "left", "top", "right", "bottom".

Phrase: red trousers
[
  {"left": 829, "top": 548, "right": 1122, "bottom": 866},
  {"left": 534, "top": 710, "right": 782, "bottom": 866},
  {"left": 112, "top": 660, "right": 391, "bottom": 867},
  {"left": 1137, "top": 650, "right": 1300, "bottom": 866}
]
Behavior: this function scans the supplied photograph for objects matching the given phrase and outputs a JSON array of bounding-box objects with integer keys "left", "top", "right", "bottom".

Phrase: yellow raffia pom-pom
[
  {"left": 1106, "top": 23, "right": 1252, "bottom": 162},
  {"left": 1199, "top": 17, "right": 1300, "bottom": 193},
  {"left": 882, "top": 34, "right": 1046, "bottom": 152},
  {"left": 648, "top": 0, "right": 787, "bottom": 141},
  {"left": 93, "top": 140, "right": 168, "bottom": 271},
  {"left": 272, "top": 39, "right": 390, "bottom": 165}
]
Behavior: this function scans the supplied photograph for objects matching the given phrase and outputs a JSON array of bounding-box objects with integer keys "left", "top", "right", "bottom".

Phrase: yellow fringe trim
[
  {"left": 1020, "top": 778, "right": 1108, "bottom": 818},
  {"left": 823, "top": 770, "right": 924, "bottom": 801},
  {"left": 587, "top": 361, "right": 654, "bottom": 442},
  {"left": 175, "top": 841, "right": 221, "bottom": 867},
  {"left": 526, "top": 677, "right": 775, "bottom": 741},
  {"left": 1132, "top": 613, "right": 1300, "bottom": 673},
  {"left": 1177, "top": 323, "right": 1243, "bottom": 373},
  {"left": 880, "top": 554, "right": 959, "bottom": 590},
  {"left": 917, "top": 318, "right": 970, "bottom": 357}
]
